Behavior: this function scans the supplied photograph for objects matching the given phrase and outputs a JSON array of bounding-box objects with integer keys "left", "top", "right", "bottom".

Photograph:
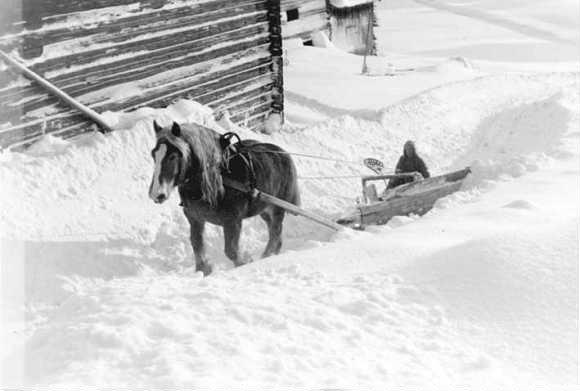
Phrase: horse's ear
[
  {"left": 153, "top": 120, "right": 162, "bottom": 134},
  {"left": 171, "top": 122, "right": 181, "bottom": 137}
]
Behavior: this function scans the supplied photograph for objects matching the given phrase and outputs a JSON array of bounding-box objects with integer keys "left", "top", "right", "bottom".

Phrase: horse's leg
[
  {"left": 261, "top": 207, "right": 285, "bottom": 258},
  {"left": 187, "top": 217, "right": 212, "bottom": 276},
  {"left": 223, "top": 218, "right": 245, "bottom": 267}
]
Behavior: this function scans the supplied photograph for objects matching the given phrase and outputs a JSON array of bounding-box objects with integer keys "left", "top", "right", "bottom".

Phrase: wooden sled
[{"left": 336, "top": 167, "right": 471, "bottom": 228}]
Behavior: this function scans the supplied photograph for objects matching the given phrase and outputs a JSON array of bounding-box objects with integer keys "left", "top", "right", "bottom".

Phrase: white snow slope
[
  {"left": 1, "top": 71, "right": 578, "bottom": 388},
  {"left": 1, "top": 0, "right": 579, "bottom": 388}
]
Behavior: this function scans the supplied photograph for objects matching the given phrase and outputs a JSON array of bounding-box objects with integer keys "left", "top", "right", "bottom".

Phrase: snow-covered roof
[{"left": 329, "top": 0, "right": 373, "bottom": 8}]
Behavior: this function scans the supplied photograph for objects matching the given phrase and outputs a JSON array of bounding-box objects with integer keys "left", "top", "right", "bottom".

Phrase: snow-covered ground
[{"left": 1, "top": 0, "right": 579, "bottom": 388}]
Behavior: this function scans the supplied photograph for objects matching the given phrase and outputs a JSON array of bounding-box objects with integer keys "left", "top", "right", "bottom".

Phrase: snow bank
[{"left": 1, "top": 71, "right": 579, "bottom": 387}]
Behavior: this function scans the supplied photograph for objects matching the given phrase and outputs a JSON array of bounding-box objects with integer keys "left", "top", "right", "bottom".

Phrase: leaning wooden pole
[{"left": 0, "top": 49, "right": 114, "bottom": 133}]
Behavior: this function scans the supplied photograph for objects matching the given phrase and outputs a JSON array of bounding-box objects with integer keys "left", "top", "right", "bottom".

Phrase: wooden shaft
[
  {"left": 0, "top": 49, "right": 114, "bottom": 133},
  {"left": 222, "top": 177, "right": 343, "bottom": 231},
  {"left": 254, "top": 190, "right": 344, "bottom": 231}
]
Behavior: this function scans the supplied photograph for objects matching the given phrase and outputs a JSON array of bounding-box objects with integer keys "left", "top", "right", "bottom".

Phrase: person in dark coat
[{"left": 386, "top": 140, "right": 430, "bottom": 189}]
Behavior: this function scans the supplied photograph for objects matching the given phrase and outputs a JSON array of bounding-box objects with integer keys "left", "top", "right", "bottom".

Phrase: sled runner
[{"left": 336, "top": 167, "right": 471, "bottom": 229}]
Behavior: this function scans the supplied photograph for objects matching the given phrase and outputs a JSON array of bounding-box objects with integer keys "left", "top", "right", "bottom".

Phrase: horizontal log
[
  {"left": 97, "top": 59, "right": 274, "bottom": 112},
  {"left": 1, "top": 0, "right": 268, "bottom": 58},
  {"left": 8, "top": 46, "right": 272, "bottom": 119},
  {"left": 0, "top": 112, "right": 88, "bottom": 147},
  {"left": 33, "top": 13, "right": 269, "bottom": 75},
  {"left": 0, "top": 0, "right": 281, "bottom": 149},
  {"left": 230, "top": 101, "right": 273, "bottom": 125},
  {"left": 246, "top": 113, "right": 270, "bottom": 133},
  {"left": 228, "top": 94, "right": 272, "bottom": 117},
  {"left": 1, "top": 34, "right": 271, "bottom": 113},
  {"left": 0, "top": 72, "right": 275, "bottom": 147},
  {"left": 4, "top": 98, "right": 273, "bottom": 150},
  {"left": 38, "top": 0, "right": 267, "bottom": 46},
  {"left": 195, "top": 76, "right": 274, "bottom": 107},
  {"left": 0, "top": 20, "right": 269, "bottom": 93},
  {"left": 42, "top": 0, "right": 143, "bottom": 17},
  {"left": 0, "top": 20, "right": 268, "bottom": 92},
  {"left": 217, "top": 90, "right": 273, "bottom": 114}
]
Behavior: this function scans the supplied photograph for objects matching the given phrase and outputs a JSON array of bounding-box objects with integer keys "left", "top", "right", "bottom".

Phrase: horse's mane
[
  {"left": 182, "top": 123, "right": 225, "bottom": 207},
  {"left": 159, "top": 123, "right": 224, "bottom": 207}
]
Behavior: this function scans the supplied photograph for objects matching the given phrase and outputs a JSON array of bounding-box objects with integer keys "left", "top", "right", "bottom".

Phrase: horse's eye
[{"left": 169, "top": 154, "right": 178, "bottom": 161}]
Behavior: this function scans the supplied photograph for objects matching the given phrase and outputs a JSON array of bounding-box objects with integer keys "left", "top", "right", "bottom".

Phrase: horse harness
[
  {"left": 177, "top": 131, "right": 257, "bottom": 206},
  {"left": 220, "top": 132, "right": 257, "bottom": 191}
]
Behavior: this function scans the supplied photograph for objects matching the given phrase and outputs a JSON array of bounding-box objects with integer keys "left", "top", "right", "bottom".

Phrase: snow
[{"left": 1, "top": 0, "right": 579, "bottom": 388}]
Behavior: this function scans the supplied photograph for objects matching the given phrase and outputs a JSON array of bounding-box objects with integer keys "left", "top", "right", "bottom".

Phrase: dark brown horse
[{"left": 148, "top": 121, "right": 300, "bottom": 275}]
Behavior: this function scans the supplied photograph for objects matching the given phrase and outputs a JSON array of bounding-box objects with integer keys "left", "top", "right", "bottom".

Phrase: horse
[{"left": 148, "top": 120, "right": 300, "bottom": 276}]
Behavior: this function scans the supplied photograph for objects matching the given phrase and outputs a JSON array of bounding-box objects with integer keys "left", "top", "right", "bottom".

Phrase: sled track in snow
[{"left": 413, "top": 0, "right": 577, "bottom": 47}]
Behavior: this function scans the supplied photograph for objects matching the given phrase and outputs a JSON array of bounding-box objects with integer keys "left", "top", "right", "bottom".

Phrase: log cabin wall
[
  {"left": 280, "top": 0, "right": 329, "bottom": 42},
  {"left": 0, "top": 0, "right": 284, "bottom": 149}
]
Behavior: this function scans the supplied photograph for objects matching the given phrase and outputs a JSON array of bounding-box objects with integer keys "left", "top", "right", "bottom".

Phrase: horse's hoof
[
  {"left": 234, "top": 252, "right": 254, "bottom": 267},
  {"left": 197, "top": 263, "right": 213, "bottom": 276}
]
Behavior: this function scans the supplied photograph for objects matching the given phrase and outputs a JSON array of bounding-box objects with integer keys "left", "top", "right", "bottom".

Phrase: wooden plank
[{"left": 359, "top": 182, "right": 463, "bottom": 225}]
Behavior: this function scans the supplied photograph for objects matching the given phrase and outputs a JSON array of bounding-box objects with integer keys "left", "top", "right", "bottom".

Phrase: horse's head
[
  {"left": 149, "top": 121, "right": 188, "bottom": 203},
  {"left": 149, "top": 120, "right": 224, "bottom": 206}
]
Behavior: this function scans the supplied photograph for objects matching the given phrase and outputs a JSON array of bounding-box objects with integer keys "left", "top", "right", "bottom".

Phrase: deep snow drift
[
  {"left": 1, "top": 70, "right": 578, "bottom": 387},
  {"left": 1, "top": 0, "right": 579, "bottom": 387}
]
